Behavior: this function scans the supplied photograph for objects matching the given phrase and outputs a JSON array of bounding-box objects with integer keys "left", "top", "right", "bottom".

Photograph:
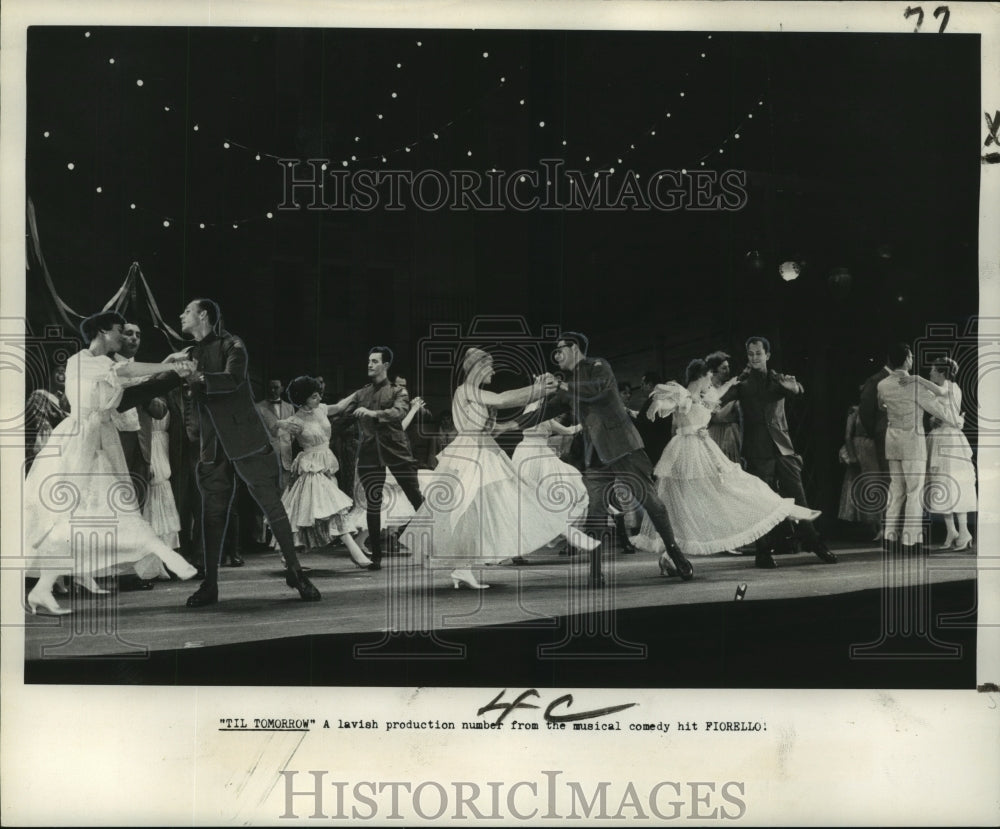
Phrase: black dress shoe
[
  {"left": 285, "top": 569, "right": 321, "bottom": 601},
  {"left": 186, "top": 583, "right": 219, "bottom": 608},
  {"left": 620, "top": 541, "right": 638, "bottom": 555},
  {"left": 226, "top": 554, "right": 245, "bottom": 567},
  {"left": 666, "top": 544, "right": 694, "bottom": 581},
  {"left": 366, "top": 561, "right": 382, "bottom": 571},
  {"left": 812, "top": 545, "right": 837, "bottom": 564},
  {"left": 755, "top": 552, "right": 778, "bottom": 569}
]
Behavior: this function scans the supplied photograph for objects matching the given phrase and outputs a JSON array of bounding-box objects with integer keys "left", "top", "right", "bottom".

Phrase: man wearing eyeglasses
[{"left": 543, "top": 332, "right": 693, "bottom": 588}]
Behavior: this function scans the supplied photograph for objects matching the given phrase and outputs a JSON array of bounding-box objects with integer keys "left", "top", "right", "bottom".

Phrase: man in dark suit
[
  {"left": 544, "top": 332, "right": 693, "bottom": 587},
  {"left": 173, "top": 298, "right": 319, "bottom": 607},
  {"left": 167, "top": 381, "right": 202, "bottom": 570},
  {"left": 328, "top": 347, "right": 424, "bottom": 571},
  {"left": 720, "top": 336, "right": 837, "bottom": 569}
]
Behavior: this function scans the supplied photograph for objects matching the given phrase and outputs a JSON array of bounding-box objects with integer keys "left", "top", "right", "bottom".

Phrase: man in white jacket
[{"left": 877, "top": 342, "right": 962, "bottom": 545}]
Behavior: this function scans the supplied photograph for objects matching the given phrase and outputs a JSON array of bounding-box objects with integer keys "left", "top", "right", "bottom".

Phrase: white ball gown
[
  {"left": 925, "top": 380, "right": 977, "bottom": 514},
  {"left": 23, "top": 350, "right": 198, "bottom": 581},
  {"left": 404, "top": 386, "right": 597, "bottom": 569},
  {"left": 279, "top": 403, "right": 356, "bottom": 548},
  {"left": 509, "top": 419, "right": 588, "bottom": 528},
  {"left": 631, "top": 382, "right": 818, "bottom": 556}
]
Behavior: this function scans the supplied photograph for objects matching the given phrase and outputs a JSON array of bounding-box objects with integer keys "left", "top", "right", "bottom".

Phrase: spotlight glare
[{"left": 779, "top": 261, "right": 801, "bottom": 281}]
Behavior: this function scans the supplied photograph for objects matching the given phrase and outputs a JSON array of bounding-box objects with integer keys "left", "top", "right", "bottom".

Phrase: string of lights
[{"left": 40, "top": 30, "right": 770, "bottom": 230}]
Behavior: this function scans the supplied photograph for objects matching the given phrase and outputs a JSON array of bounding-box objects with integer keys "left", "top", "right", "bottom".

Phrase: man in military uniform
[
  {"left": 173, "top": 298, "right": 319, "bottom": 607},
  {"left": 719, "top": 336, "right": 837, "bottom": 569},
  {"left": 329, "top": 347, "right": 424, "bottom": 571},
  {"left": 544, "top": 332, "right": 693, "bottom": 588}
]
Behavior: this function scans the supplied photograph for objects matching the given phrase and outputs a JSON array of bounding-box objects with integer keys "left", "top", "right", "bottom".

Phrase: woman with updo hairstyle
[
  {"left": 630, "top": 355, "right": 822, "bottom": 567},
  {"left": 925, "top": 356, "right": 976, "bottom": 549},
  {"left": 22, "top": 310, "right": 198, "bottom": 614},
  {"left": 272, "top": 375, "right": 373, "bottom": 568}
]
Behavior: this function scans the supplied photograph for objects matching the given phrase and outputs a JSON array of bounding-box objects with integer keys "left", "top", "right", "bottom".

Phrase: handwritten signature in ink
[{"left": 478, "top": 689, "right": 636, "bottom": 724}]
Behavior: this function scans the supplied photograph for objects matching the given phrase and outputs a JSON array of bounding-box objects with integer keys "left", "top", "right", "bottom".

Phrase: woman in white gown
[
  {"left": 24, "top": 311, "right": 199, "bottom": 615},
  {"left": 404, "top": 347, "right": 598, "bottom": 589},
  {"left": 923, "top": 357, "right": 976, "bottom": 549},
  {"left": 631, "top": 358, "right": 820, "bottom": 559},
  {"left": 143, "top": 410, "right": 181, "bottom": 549},
  {"left": 510, "top": 404, "right": 588, "bottom": 547},
  {"left": 273, "top": 376, "right": 373, "bottom": 568}
]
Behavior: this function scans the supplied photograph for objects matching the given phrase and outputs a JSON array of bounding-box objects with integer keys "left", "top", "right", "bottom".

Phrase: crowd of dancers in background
[{"left": 22, "top": 298, "right": 977, "bottom": 615}]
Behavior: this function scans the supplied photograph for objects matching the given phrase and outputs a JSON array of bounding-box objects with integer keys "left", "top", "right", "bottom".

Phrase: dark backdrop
[{"left": 24, "top": 28, "right": 981, "bottom": 523}]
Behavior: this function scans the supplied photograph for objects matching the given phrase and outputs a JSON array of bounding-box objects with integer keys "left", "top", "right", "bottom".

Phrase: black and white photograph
[{"left": 2, "top": 1, "right": 998, "bottom": 825}]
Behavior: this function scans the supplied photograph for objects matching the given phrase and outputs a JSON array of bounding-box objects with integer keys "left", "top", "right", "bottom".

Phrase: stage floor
[{"left": 21, "top": 540, "right": 978, "bottom": 662}]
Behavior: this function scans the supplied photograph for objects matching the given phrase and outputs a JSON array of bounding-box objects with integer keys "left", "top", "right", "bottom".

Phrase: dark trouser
[
  {"left": 197, "top": 444, "right": 301, "bottom": 587},
  {"left": 358, "top": 462, "right": 425, "bottom": 563},
  {"left": 745, "top": 453, "right": 821, "bottom": 550},
  {"left": 583, "top": 449, "right": 677, "bottom": 578},
  {"left": 176, "top": 443, "right": 203, "bottom": 564},
  {"left": 118, "top": 430, "right": 150, "bottom": 510}
]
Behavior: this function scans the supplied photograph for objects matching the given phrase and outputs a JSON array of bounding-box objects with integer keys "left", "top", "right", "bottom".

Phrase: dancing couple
[
  {"left": 23, "top": 311, "right": 200, "bottom": 615},
  {"left": 405, "top": 333, "right": 692, "bottom": 590},
  {"left": 630, "top": 355, "right": 822, "bottom": 561}
]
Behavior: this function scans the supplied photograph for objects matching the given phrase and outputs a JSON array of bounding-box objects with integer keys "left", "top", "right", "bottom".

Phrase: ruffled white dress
[
  {"left": 22, "top": 350, "right": 197, "bottom": 580},
  {"left": 631, "top": 382, "right": 817, "bottom": 555},
  {"left": 405, "top": 386, "right": 596, "bottom": 569},
  {"left": 925, "top": 380, "right": 977, "bottom": 514},
  {"left": 279, "top": 403, "right": 355, "bottom": 549}
]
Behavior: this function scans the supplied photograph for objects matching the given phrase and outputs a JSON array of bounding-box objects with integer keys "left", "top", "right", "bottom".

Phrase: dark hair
[
  {"left": 886, "top": 342, "right": 912, "bottom": 370},
  {"left": 745, "top": 336, "right": 770, "bottom": 355},
  {"left": 685, "top": 358, "right": 710, "bottom": 386},
  {"left": 558, "top": 331, "right": 589, "bottom": 354},
  {"left": 705, "top": 351, "right": 731, "bottom": 372},
  {"left": 932, "top": 356, "right": 959, "bottom": 380},
  {"left": 191, "top": 298, "right": 221, "bottom": 328},
  {"left": 285, "top": 375, "right": 322, "bottom": 408},
  {"left": 80, "top": 310, "right": 127, "bottom": 342},
  {"left": 369, "top": 346, "right": 393, "bottom": 366},
  {"left": 641, "top": 370, "right": 661, "bottom": 386}
]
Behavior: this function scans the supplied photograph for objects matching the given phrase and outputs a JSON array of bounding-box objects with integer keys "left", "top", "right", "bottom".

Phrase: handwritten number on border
[{"left": 904, "top": 6, "right": 950, "bottom": 33}]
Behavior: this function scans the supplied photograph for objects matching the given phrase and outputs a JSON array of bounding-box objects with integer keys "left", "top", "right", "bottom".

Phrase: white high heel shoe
[
  {"left": 26, "top": 589, "right": 72, "bottom": 616},
  {"left": 350, "top": 548, "right": 373, "bottom": 569},
  {"left": 450, "top": 569, "right": 490, "bottom": 590}
]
